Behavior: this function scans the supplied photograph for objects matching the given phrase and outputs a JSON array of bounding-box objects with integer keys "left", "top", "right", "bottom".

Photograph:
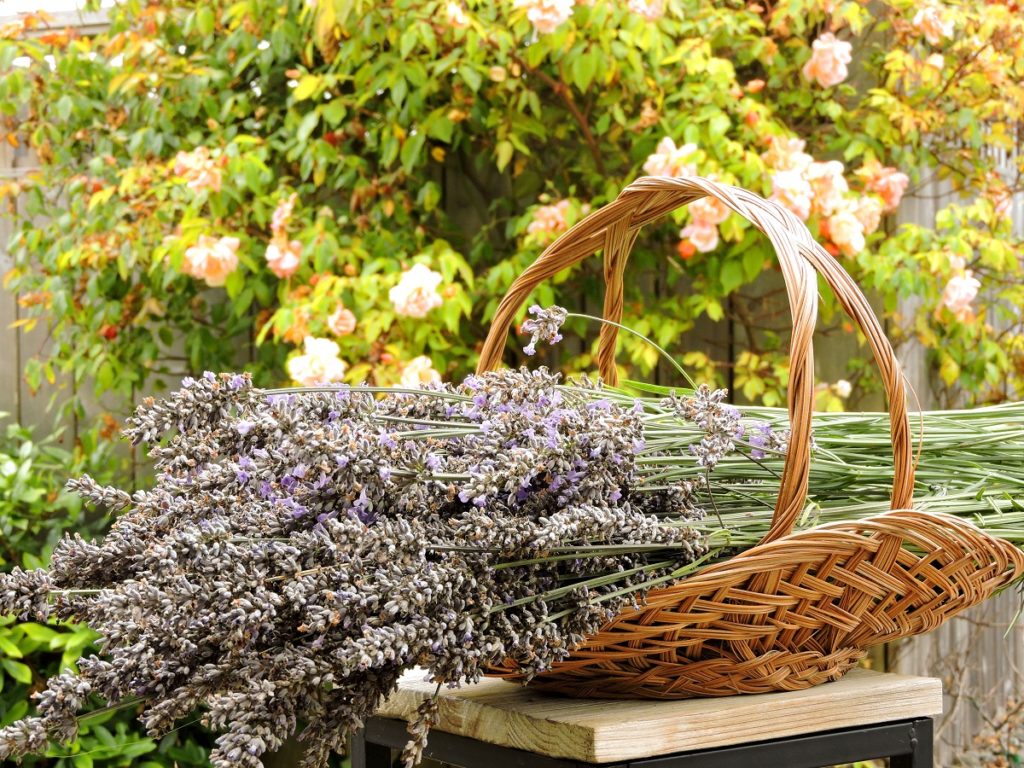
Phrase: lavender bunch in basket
[{"left": 0, "top": 369, "right": 707, "bottom": 768}]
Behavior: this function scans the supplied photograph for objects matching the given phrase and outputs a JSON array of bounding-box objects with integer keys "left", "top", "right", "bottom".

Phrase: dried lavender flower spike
[{"left": 521, "top": 305, "right": 568, "bottom": 355}]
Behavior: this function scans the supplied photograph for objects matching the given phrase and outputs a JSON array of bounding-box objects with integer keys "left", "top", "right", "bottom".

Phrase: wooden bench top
[{"left": 376, "top": 669, "right": 943, "bottom": 763}]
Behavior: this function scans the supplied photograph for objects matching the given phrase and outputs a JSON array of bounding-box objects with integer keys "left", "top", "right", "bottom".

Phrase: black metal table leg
[
  {"left": 890, "top": 717, "right": 933, "bottom": 768},
  {"left": 351, "top": 729, "right": 394, "bottom": 768}
]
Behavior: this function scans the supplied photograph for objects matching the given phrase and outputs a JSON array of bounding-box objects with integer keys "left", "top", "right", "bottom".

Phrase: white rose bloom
[
  {"left": 287, "top": 336, "right": 347, "bottom": 386},
  {"left": 400, "top": 355, "right": 442, "bottom": 388},
  {"left": 389, "top": 263, "right": 444, "bottom": 318}
]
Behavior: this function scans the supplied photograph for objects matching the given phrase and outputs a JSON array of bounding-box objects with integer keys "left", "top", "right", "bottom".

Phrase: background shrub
[{"left": 0, "top": 0, "right": 1020, "bottom": 413}]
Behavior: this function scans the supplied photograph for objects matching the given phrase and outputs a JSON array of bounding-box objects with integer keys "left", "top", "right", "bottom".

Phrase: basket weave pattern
[{"left": 477, "top": 177, "right": 1024, "bottom": 699}]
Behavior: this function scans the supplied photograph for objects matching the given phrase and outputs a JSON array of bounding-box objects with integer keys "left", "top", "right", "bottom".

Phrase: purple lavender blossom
[{"left": 520, "top": 305, "right": 568, "bottom": 355}]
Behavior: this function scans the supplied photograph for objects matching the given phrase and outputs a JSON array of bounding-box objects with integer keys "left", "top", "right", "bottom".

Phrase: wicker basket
[{"left": 477, "top": 176, "right": 1024, "bottom": 699}]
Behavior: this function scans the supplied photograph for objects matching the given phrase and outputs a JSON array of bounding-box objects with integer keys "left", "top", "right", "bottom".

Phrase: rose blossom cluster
[
  {"left": 389, "top": 263, "right": 445, "bottom": 318},
  {"left": 512, "top": 0, "right": 574, "bottom": 35},
  {"left": 802, "top": 32, "right": 852, "bottom": 88},
  {"left": 170, "top": 147, "right": 244, "bottom": 287},
  {"left": 527, "top": 199, "right": 571, "bottom": 239},
  {"left": 680, "top": 189, "right": 731, "bottom": 254},
  {"left": 327, "top": 302, "right": 357, "bottom": 337},
  {"left": 939, "top": 256, "right": 981, "bottom": 322},
  {"left": 265, "top": 193, "right": 303, "bottom": 279},
  {"left": 173, "top": 146, "right": 223, "bottom": 193},
  {"left": 286, "top": 336, "right": 348, "bottom": 386},
  {"left": 856, "top": 159, "right": 910, "bottom": 214},
  {"left": 182, "top": 235, "right": 241, "bottom": 287},
  {"left": 444, "top": 1, "right": 470, "bottom": 28},
  {"left": 912, "top": 3, "right": 954, "bottom": 46},
  {"left": 643, "top": 137, "right": 698, "bottom": 178},
  {"left": 0, "top": 369, "right": 708, "bottom": 768},
  {"left": 639, "top": 141, "right": 734, "bottom": 255},
  {"left": 400, "top": 355, "right": 442, "bottom": 387},
  {"left": 763, "top": 138, "right": 908, "bottom": 256},
  {"left": 627, "top": 0, "right": 664, "bottom": 20}
]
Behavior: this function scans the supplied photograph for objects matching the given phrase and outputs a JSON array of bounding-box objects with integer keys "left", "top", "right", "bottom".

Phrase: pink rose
[
  {"left": 761, "top": 137, "right": 813, "bottom": 172},
  {"left": 271, "top": 193, "right": 298, "bottom": 238},
  {"left": 182, "top": 235, "right": 240, "bottom": 287},
  {"left": 802, "top": 33, "right": 852, "bottom": 88},
  {"left": 852, "top": 196, "right": 883, "bottom": 235},
  {"left": 827, "top": 206, "right": 866, "bottom": 256},
  {"left": 173, "top": 147, "right": 222, "bottom": 193},
  {"left": 805, "top": 160, "right": 849, "bottom": 217},
  {"left": 512, "top": 0, "right": 574, "bottom": 35},
  {"left": 627, "top": 0, "right": 664, "bottom": 20},
  {"left": 913, "top": 5, "right": 953, "bottom": 46},
  {"left": 770, "top": 169, "right": 813, "bottom": 221},
  {"left": 859, "top": 161, "right": 910, "bottom": 212},
  {"left": 328, "top": 304, "right": 357, "bottom": 336},
  {"left": 527, "top": 199, "right": 571, "bottom": 237},
  {"left": 689, "top": 195, "right": 730, "bottom": 227},
  {"left": 941, "top": 270, "right": 980, "bottom": 321},
  {"left": 679, "top": 222, "right": 719, "bottom": 253},
  {"left": 265, "top": 238, "right": 302, "bottom": 279},
  {"left": 643, "top": 137, "right": 698, "bottom": 178},
  {"left": 445, "top": 1, "right": 470, "bottom": 28}
]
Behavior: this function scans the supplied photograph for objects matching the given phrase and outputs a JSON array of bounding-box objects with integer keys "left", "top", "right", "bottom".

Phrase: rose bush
[{"left": 0, "top": 0, "right": 1021, "bottom": 408}]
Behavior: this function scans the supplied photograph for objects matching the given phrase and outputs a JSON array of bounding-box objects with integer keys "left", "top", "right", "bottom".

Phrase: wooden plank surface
[{"left": 377, "top": 669, "right": 942, "bottom": 763}]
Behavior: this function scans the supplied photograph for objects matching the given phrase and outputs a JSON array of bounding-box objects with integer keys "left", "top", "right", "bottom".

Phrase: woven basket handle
[{"left": 477, "top": 176, "right": 914, "bottom": 545}]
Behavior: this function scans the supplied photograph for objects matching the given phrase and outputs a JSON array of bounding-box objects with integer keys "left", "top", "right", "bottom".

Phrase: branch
[{"left": 509, "top": 52, "right": 606, "bottom": 176}]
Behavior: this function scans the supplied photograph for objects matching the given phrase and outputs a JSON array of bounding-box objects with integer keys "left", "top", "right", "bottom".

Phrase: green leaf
[
  {"left": 708, "top": 112, "right": 731, "bottom": 138},
  {"left": 720, "top": 260, "right": 743, "bottom": 294},
  {"left": 399, "top": 131, "right": 426, "bottom": 173},
  {"left": 195, "top": 6, "right": 215, "bottom": 36},
  {"left": 0, "top": 634, "right": 23, "bottom": 658},
  {"left": 292, "top": 75, "right": 322, "bottom": 102},
  {"left": 87, "top": 187, "right": 116, "bottom": 211},
  {"left": 54, "top": 95, "right": 73, "bottom": 121},
  {"left": 18, "top": 623, "right": 58, "bottom": 644},
  {"left": 426, "top": 113, "right": 454, "bottom": 143},
  {"left": 705, "top": 299, "right": 724, "bottom": 322},
  {"left": 322, "top": 98, "right": 346, "bottom": 125},
  {"left": 458, "top": 64, "right": 482, "bottom": 92},
  {"left": 2, "top": 658, "right": 33, "bottom": 684},
  {"left": 391, "top": 76, "right": 407, "bottom": 108},
  {"left": 495, "top": 140, "right": 514, "bottom": 172},
  {"left": 400, "top": 26, "right": 418, "bottom": 58},
  {"left": 1, "top": 700, "right": 28, "bottom": 727},
  {"left": 571, "top": 52, "right": 597, "bottom": 91},
  {"left": 296, "top": 110, "right": 320, "bottom": 143},
  {"left": 224, "top": 267, "right": 245, "bottom": 301},
  {"left": 742, "top": 248, "right": 764, "bottom": 281}
]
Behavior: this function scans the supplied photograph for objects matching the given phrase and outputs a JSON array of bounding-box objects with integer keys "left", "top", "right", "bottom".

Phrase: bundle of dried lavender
[{"left": 0, "top": 368, "right": 708, "bottom": 768}]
